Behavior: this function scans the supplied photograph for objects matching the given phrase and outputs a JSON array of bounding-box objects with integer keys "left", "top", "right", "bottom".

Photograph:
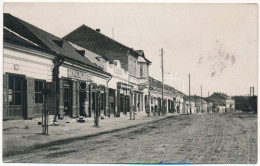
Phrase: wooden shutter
[
  {"left": 26, "top": 77, "right": 35, "bottom": 119},
  {"left": 59, "top": 79, "right": 64, "bottom": 118},
  {"left": 3, "top": 74, "right": 9, "bottom": 119},
  {"left": 72, "top": 81, "right": 79, "bottom": 118},
  {"left": 46, "top": 82, "right": 55, "bottom": 115}
]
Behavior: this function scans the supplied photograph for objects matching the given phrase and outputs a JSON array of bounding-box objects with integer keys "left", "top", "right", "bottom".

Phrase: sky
[{"left": 3, "top": 2, "right": 258, "bottom": 96}]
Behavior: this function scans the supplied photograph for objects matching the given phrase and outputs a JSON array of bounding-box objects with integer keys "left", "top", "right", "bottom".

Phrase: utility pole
[
  {"left": 189, "top": 73, "right": 191, "bottom": 114},
  {"left": 160, "top": 48, "right": 164, "bottom": 115}
]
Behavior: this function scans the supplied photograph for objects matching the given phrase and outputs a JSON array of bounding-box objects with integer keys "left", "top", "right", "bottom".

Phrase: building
[
  {"left": 3, "top": 13, "right": 111, "bottom": 120},
  {"left": 148, "top": 76, "right": 181, "bottom": 115},
  {"left": 182, "top": 95, "right": 196, "bottom": 114},
  {"left": 190, "top": 95, "right": 208, "bottom": 113},
  {"left": 208, "top": 92, "right": 236, "bottom": 113},
  {"left": 63, "top": 25, "right": 151, "bottom": 117}
]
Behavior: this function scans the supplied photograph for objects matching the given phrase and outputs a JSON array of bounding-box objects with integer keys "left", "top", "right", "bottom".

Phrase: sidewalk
[{"left": 3, "top": 112, "right": 178, "bottom": 157}]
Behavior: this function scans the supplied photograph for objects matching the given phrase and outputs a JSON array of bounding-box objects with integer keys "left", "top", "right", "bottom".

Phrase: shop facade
[{"left": 58, "top": 64, "right": 110, "bottom": 119}]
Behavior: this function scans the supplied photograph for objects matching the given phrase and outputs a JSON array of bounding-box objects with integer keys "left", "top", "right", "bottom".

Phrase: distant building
[
  {"left": 208, "top": 92, "right": 235, "bottom": 113},
  {"left": 190, "top": 95, "right": 208, "bottom": 113}
]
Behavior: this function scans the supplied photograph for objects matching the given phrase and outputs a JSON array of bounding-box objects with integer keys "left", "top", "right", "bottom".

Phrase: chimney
[{"left": 96, "top": 29, "right": 101, "bottom": 32}]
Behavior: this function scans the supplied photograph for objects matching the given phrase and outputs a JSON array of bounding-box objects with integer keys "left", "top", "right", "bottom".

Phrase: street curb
[{"left": 3, "top": 114, "right": 176, "bottom": 158}]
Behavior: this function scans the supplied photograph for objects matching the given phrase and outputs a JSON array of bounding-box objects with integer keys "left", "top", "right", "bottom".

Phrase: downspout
[
  {"left": 53, "top": 53, "right": 65, "bottom": 122},
  {"left": 106, "top": 75, "right": 112, "bottom": 87}
]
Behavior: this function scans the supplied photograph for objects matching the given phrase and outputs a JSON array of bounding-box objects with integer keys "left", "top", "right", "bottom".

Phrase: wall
[{"left": 4, "top": 45, "right": 53, "bottom": 81}]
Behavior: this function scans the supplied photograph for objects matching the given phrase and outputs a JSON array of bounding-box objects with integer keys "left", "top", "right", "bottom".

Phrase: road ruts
[{"left": 3, "top": 113, "right": 257, "bottom": 164}]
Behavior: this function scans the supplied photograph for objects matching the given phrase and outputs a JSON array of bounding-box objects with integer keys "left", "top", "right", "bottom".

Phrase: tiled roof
[
  {"left": 64, "top": 24, "right": 152, "bottom": 64},
  {"left": 135, "top": 49, "right": 152, "bottom": 63},
  {"left": 69, "top": 42, "right": 105, "bottom": 69},
  {"left": 4, "top": 13, "right": 103, "bottom": 71}
]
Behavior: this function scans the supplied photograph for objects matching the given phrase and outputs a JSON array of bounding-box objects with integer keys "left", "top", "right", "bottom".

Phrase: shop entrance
[
  {"left": 79, "top": 81, "right": 87, "bottom": 117},
  {"left": 109, "top": 89, "right": 115, "bottom": 116},
  {"left": 125, "top": 96, "right": 130, "bottom": 113},
  {"left": 120, "top": 94, "right": 124, "bottom": 113},
  {"left": 63, "top": 80, "right": 72, "bottom": 116}
]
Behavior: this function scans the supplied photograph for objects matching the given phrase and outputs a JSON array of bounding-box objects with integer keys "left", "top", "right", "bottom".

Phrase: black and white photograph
[{"left": 1, "top": 1, "right": 258, "bottom": 164}]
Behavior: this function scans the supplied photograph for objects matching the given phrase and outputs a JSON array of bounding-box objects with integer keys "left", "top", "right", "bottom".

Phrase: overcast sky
[{"left": 4, "top": 3, "right": 258, "bottom": 96}]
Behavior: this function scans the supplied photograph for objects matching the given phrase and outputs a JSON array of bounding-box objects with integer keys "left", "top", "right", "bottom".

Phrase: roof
[
  {"left": 212, "top": 100, "right": 226, "bottom": 107},
  {"left": 69, "top": 42, "right": 105, "bottom": 69},
  {"left": 4, "top": 13, "right": 105, "bottom": 71},
  {"left": 190, "top": 95, "right": 207, "bottom": 103},
  {"left": 4, "top": 27, "right": 55, "bottom": 55},
  {"left": 209, "top": 92, "right": 231, "bottom": 100},
  {"left": 135, "top": 50, "right": 152, "bottom": 63},
  {"left": 64, "top": 24, "right": 152, "bottom": 64}
]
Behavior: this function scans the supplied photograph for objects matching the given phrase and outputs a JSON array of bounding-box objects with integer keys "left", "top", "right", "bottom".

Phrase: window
[
  {"left": 140, "top": 64, "right": 143, "bottom": 77},
  {"left": 35, "top": 80, "right": 44, "bottom": 104},
  {"left": 8, "top": 75, "right": 23, "bottom": 105}
]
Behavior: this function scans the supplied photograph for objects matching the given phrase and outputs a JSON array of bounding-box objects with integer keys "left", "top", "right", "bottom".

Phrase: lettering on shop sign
[{"left": 67, "top": 69, "right": 93, "bottom": 81}]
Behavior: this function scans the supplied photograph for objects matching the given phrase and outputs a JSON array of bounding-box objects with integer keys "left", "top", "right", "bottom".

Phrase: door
[
  {"left": 120, "top": 94, "right": 124, "bottom": 113},
  {"left": 109, "top": 89, "right": 115, "bottom": 116},
  {"left": 7, "top": 74, "right": 25, "bottom": 119},
  {"left": 26, "top": 77, "right": 35, "bottom": 119},
  {"left": 125, "top": 96, "right": 130, "bottom": 114},
  {"left": 79, "top": 81, "right": 87, "bottom": 116},
  {"left": 46, "top": 82, "right": 55, "bottom": 115},
  {"left": 63, "top": 79, "right": 71, "bottom": 116},
  {"left": 92, "top": 92, "right": 96, "bottom": 117},
  {"left": 72, "top": 81, "right": 79, "bottom": 118},
  {"left": 34, "top": 80, "right": 45, "bottom": 116}
]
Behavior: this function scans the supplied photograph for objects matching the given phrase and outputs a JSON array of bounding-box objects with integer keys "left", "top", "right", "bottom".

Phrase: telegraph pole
[
  {"left": 189, "top": 73, "right": 191, "bottom": 114},
  {"left": 161, "top": 48, "right": 164, "bottom": 115}
]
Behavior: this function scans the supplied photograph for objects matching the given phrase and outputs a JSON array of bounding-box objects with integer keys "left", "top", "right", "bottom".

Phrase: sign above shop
[{"left": 67, "top": 69, "right": 93, "bottom": 81}]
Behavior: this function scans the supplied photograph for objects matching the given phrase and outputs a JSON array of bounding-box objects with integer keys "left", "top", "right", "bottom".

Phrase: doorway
[
  {"left": 109, "top": 88, "right": 115, "bottom": 116},
  {"left": 79, "top": 81, "right": 87, "bottom": 117},
  {"left": 7, "top": 74, "right": 25, "bottom": 119},
  {"left": 63, "top": 80, "right": 72, "bottom": 116},
  {"left": 125, "top": 95, "right": 130, "bottom": 113}
]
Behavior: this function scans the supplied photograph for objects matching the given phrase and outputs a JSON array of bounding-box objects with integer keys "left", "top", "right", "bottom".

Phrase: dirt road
[{"left": 3, "top": 113, "right": 257, "bottom": 164}]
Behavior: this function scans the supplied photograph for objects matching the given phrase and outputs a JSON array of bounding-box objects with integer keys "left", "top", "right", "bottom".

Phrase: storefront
[
  {"left": 116, "top": 82, "right": 133, "bottom": 115},
  {"left": 58, "top": 67, "right": 109, "bottom": 119}
]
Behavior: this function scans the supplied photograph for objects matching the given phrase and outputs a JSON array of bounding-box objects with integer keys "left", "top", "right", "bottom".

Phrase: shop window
[
  {"left": 35, "top": 80, "right": 44, "bottom": 104},
  {"left": 8, "top": 75, "right": 22, "bottom": 106}
]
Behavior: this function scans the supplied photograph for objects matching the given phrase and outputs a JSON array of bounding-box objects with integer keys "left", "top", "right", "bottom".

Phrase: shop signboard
[{"left": 67, "top": 69, "right": 93, "bottom": 81}]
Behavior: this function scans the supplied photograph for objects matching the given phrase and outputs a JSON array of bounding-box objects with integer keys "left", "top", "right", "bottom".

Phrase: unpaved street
[{"left": 4, "top": 113, "right": 257, "bottom": 164}]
